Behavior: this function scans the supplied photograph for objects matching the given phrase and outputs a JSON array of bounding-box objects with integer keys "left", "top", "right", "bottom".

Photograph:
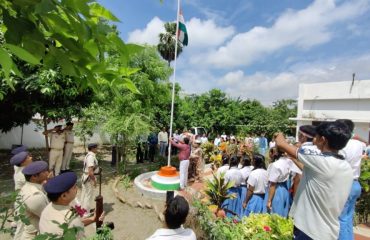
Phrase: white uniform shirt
[
  {"left": 158, "top": 131, "right": 168, "bottom": 143},
  {"left": 289, "top": 148, "right": 353, "bottom": 240},
  {"left": 291, "top": 142, "right": 321, "bottom": 175},
  {"left": 224, "top": 167, "right": 243, "bottom": 187},
  {"left": 49, "top": 132, "right": 66, "bottom": 149},
  {"left": 216, "top": 165, "right": 229, "bottom": 177},
  {"left": 340, "top": 139, "right": 366, "bottom": 179},
  {"left": 14, "top": 166, "right": 26, "bottom": 190},
  {"left": 18, "top": 182, "right": 49, "bottom": 236},
  {"left": 146, "top": 227, "right": 196, "bottom": 240},
  {"left": 84, "top": 152, "right": 97, "bottom": 170},
  {"left": 39, "top": 202, "right": 84, "bottom": 237},
  {"left": 200, "top": 136, "right": 208, "bottom": 143},
  {"left": 214, "top": 137, "right": 221, "bottom": 146},
  {"left": 247, "top": 169, "right": 268, "bottom": 194},
  {"left": 64, "top": 130, "right": 75, "bottom": 144},
  {"left": 268, "top": 157, "right": 291, "bottom": 183},
  {"left": 240, "top": 166, "right": 253, "bottom": 184}
]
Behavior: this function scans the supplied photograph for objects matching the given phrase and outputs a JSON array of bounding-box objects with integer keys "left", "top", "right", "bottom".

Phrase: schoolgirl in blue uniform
[
  {"left": 239, "top": 155, "right": 253, "bottom": 216},
  {"left": 223, "top": 155, "right": 243, "bottom": 218},
  {"left": 242, "top": 153, "right": 268, "bottom": 216},
  {"left": 265, "top": 148, "right": 291, "bottom": 217}
]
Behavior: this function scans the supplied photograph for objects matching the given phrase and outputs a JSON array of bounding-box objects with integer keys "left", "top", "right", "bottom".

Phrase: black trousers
[{"left": 148, "top": 145, "right": 156, "bottom": 162}]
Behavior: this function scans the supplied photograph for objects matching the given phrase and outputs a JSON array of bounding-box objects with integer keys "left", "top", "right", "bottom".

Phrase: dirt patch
[{"left": 0, "top": 145, "right": 173, "bottom": 239}]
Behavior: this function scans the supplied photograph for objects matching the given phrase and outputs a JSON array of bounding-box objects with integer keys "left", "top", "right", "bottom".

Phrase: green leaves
[
  {"left": 0, "top": 0, "right": 142, "bottom": 95},
  {"left": 5, "top": 44, "right": 40, "bottom": 64},
  {"left": 0, "top": 48, "right": 13, "bottom": 78},
  {"left": 89, "top": 2, "right": 120, "bottom": 22}
]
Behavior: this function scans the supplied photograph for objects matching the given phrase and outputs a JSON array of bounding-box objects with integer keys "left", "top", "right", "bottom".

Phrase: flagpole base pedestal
[{"left": 150, "top": 166, "right": 180, "bottom": 191}]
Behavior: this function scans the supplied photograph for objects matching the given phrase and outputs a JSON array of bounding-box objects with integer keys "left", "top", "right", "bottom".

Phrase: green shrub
[{"left": 193, "top": 200, "right": 294, "bottom": 240}]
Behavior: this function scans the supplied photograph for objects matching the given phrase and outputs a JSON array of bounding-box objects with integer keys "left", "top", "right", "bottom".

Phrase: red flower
[
  {"left": 263, "top": 225, "right": 271, "bottom": 232},
  {"left": 74, "top": 205, "right": 87, "bottom": 217},
  {"left": 233, "top": 219, "right": 239, "bottom": 224}
]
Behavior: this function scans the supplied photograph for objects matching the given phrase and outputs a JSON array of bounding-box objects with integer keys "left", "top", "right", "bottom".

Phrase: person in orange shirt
[{"left": 218, "top": 138, "right": 228, "bottom": 153}]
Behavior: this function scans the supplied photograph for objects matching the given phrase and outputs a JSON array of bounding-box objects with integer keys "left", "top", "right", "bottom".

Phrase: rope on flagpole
[{"left": 167, "top": 0, "right": 181, "bottom": 166}]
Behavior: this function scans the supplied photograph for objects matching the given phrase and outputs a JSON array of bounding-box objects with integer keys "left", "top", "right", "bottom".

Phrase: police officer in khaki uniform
[
  {"left": 62, "top": 122, "right": 75, "bottom": 172},
  {"left": 43, "top": 125, "right": 65, "bottom": 176},
  {"left": 14, "top": 161, "right": 49, "bottom": 240},
  {"left": 39, "top": 172, "right": 97, "bottom": 238},
  {"left": 10, "top": 151, "right": 33, "bottom": 190},
  {"left": 80, "top": 143, "right": 99, "bottom": 212},
  {"left": 10, "top": 149, "right": 33, "bottom": 239}
]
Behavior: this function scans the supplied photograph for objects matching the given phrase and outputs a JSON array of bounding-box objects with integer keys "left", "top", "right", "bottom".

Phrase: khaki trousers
[
  {"left": 49, "top": 149, "right": 63, "bottom": 175},
  {"left": 62, "top": 143, "right": 73, "bottom": 170},
  {"left": 80, "top": 179, "right": 95, "bottom": 212}
]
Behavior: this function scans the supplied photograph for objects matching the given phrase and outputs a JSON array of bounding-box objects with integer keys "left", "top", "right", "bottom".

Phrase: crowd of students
[{"left": 209, "top": 119, "right": 367, "bottom": 240}]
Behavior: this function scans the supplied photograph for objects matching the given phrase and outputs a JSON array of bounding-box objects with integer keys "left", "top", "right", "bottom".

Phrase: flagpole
[{"left": 167, "top": 0, "right": 181, "bottom": 167}]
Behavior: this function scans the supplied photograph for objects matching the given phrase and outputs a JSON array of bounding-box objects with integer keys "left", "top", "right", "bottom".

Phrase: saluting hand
[{"left": 274, "top": 132, "right": 286, "bottom": 147}]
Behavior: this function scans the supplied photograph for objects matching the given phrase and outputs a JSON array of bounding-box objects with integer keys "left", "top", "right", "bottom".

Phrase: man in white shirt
[
  {"left": 336, "top": 119, "right": 366, "bottom": 240},
  {"left": 158, "top": 127, "right": 168, "bottom": 157},
  {"left": 200, "top": 133, "right": 208, "bottom": 144},
  {"left": 213, "top": 134, "right": 221, "bottom": 147},
  {"left": 147, "top": 195, "right": 196, "bottom": 240},
  {"left": 275, "top": 121, "right": 353, "bottom": 240}
]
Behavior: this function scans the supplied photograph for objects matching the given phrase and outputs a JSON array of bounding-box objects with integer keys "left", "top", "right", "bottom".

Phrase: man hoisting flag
[
  {"left": 167, "top": 0, "right": 188, "bottom": 167},
  {"left": 150, "top": 0, "right": 189, "bottom": 192}
]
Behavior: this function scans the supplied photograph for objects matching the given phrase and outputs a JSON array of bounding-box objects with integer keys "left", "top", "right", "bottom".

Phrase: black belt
[{"left": 254, "top": 193, "right": 265, "bottom": 198}]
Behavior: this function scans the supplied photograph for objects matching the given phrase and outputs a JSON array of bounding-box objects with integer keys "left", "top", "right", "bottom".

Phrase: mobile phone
[{"left": 166, "top": 191, "right": 174, "bottom": 205}]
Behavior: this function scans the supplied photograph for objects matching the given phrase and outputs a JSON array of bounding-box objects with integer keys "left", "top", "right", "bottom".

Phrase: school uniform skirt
[
  {"left": 222, "top": 187, "right": 242, "bottom": 218},
  {"left": 265, "top": 181, "right": 290, "bottom": 217},
  {"left": 244, "top": 193, "right": 265, "bottom": 216},
  {"left": 239, "top": 185, "right": 248, "bottom": 216}
]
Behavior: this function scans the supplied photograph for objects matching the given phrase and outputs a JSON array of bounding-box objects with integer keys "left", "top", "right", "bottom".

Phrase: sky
[{"left": 98, "top": 0, "right": 370, "bottom": 105}]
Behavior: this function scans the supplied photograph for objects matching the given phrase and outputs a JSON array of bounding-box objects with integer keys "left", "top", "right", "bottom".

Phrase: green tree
[
  {"left": 0, "top": 0, "right": 141, "bottom": 90},
  {"left": 78, "top": 46, "right": 175, "bottom": 169},
  {"left": 157, "top": 22, "right": 183, "bottom": 66},
  {"left": 176, "top": 89, "right": 297, "bottom": 138}
]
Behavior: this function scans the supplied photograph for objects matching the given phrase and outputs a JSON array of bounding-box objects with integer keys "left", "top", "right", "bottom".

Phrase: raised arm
[{"left": 275, "top": 133, "right": 304, "bottom": 170}]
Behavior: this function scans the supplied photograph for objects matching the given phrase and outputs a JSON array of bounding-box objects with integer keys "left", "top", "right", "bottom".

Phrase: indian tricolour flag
[{"left": 177, "top": 11, "right": 188, "bottom": 46}]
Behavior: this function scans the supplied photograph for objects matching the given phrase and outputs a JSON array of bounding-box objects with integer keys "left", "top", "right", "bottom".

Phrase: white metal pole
[{"left": 167, "top": 0, "right": 181, "bottom": 167}]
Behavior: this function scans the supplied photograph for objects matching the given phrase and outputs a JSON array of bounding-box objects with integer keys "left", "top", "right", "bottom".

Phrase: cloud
[
  {"left": 127, "top": 17, "right": 165, "bottom": 45},
  {"left": 193, "top": 0, "right": 369, "bottom": 68},
  {"left": 127, "top": 16, "right": 235, "bottom": 49},
  {"left": 216, "top": 54, "right": 370, "bottom": 104},
  {"left": 186, "top": 18, "right": 235, "bottom": 49}
]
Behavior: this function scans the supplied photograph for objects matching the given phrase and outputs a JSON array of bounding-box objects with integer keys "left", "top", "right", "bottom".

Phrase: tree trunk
[
  {"left": 43, "top": 117, "right": 50, "bottom": 160},
  {"left": 121, "top": 135, "right": 127, "bottom": 173}
]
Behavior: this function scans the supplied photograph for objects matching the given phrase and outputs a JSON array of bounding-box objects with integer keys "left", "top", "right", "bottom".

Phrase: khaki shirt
[
  {"left": 49, "top": 132, "right": 66, "bottom": 149},
  {"left": 39, "top": 202, "right": 84, "bottom": 238},
  {"left": 17, "top": 182, "right": 49, "bottom": 237},
  {"left": 64, "top": 130, "right": 75, "bottom": 144},
  {"left": 14, "top": 166, "right": 26, "bottom": 190},
  {"left": 82, "top": 152, "right": 98, "bottom": 182}
]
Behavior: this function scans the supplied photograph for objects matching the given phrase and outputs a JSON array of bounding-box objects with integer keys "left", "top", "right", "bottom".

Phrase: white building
[
  {"left": 0, "top": 116, "right": 109, "bottom": 149},
  {"left": 291, "top": 80, "right": 370, "bottom": 142}
]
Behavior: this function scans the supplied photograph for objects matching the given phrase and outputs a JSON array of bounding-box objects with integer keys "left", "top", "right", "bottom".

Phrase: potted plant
[{"left": 204, "top": 173, "right": 235, "bottom": 218}]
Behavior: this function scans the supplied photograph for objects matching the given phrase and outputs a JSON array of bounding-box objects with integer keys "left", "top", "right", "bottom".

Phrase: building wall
[
  {"left": 0, "top": 120, "right": 110, "bottom": 149},
  {"left": 294, "top": 80, "right": 370, "bottom": 142}
]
